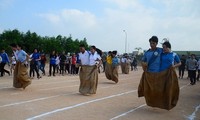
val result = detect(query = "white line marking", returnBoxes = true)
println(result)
[186,104,200,120]
[0,92,76,108]
[0,80,78,90]
[39,85,79,91]
[109,83,190,119]
[180,83,190,90]
[26,90,137,120]
[110,104,146,120]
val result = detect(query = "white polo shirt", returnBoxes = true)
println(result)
[79,51,90,65]
[89,51,101,66]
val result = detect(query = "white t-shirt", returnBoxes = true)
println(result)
[79,51,90,65]
[11,56,16,64]
[89,51,101,66]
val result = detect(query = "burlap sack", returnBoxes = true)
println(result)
[138,67,179,110]
[79,65,98,94]
[105,63,112,80]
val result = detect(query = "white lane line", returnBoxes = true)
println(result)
[0,80,78,90]
[109,83,190,119]
[0,82,135,107]
[180,83,190,90]
[39,85,79,91]
[26,90,137,120]
[0,92,76,108]
[0,86,10,90]
[110,104,146,120]
[186,104,200,120]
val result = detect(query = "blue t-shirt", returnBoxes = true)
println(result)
[17,50,27,63]
[112,56,119,67]
[0,52,10,63]
[142,48,163,72]
[31,53,40,64]
[160,52,180,71]
[50,54,56,65]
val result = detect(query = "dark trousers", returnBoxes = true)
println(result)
[178,67,185,78]
[0,63,10,76]
[188,70,196,84]
[39,63,45,75]
[29,65,35,77]
[197,70,200,80]
[71,64,76,74]
[65,64,70,74]
[33,63,40,77]
[60,62,65,75]
[49,64,56,76]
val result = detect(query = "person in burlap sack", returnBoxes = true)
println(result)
[78,45,101,96]
[138,38,181,110]
[105,51,112,80]
[10,43,31,90]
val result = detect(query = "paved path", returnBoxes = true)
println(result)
[0,67,199,120]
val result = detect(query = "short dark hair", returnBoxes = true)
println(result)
[17,43,23,49]
[149,36,158,43]
[10,43,17,48]
[163,41,171,49]
[90,45,96,50]
[79,44,85,48]
[112,50,117,55]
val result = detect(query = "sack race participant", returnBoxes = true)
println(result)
[78,45,101,95]
[138,38,181,110]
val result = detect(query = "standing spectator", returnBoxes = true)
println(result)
[48,50,57,76]
[178,55,186,79]
[65,53,71,74]
[29,58,35,78]
[71,53,76,75]
[31,48,41,79]
[0,48,10,77]
[132,57,138,71]
[59,51,66,75]
[55,53,60,74]
[75,52,80,74]
[197,58,200,81]
[39,53,46,75]
[186,54,197,85]
[10,53,16,75]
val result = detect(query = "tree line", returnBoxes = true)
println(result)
[0,29,89,55]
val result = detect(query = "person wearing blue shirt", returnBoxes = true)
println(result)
[142,36,162,72]
[0,49,10,77]
[111,50,119,83]
[10,43,31,89]
[48,50,57,76]
[31,49,41,79]
[160,41,181,71]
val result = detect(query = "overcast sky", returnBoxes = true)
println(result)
[0,0,200,54]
